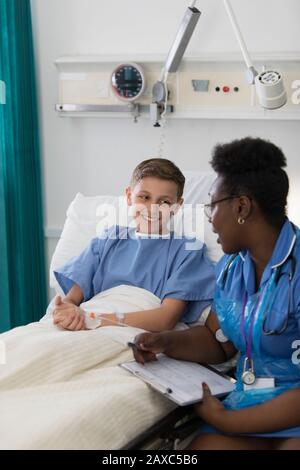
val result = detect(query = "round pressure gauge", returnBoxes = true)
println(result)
[111,63,146,102]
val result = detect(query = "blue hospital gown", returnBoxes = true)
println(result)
[54,226,216,323]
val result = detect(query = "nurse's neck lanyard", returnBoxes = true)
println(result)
[240,292,263,385]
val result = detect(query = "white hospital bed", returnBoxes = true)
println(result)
[0,171,224,450]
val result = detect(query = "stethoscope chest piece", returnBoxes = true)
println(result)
[242,370,256,386]
[242,357,256,385]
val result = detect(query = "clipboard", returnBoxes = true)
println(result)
[120,354,235,406]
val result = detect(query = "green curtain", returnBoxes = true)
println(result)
[0,0,47,332]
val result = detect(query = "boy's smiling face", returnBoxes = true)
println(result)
[126,177,183,234]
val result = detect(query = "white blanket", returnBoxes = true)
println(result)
[0,286,177,450]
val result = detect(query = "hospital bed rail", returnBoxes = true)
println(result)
[122,406,199,451]
[123,363,237,450]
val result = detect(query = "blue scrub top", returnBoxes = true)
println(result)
[54,225,216,323]
[214,219,300,360]
[203,219,300,438]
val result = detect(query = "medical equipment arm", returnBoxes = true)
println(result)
[163,4,201,76]
[223,0,256,79]
[152,2,201,126]
[223,0,287,110]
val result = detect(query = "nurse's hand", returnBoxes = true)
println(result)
[132,332,169,364]
[53,296,86,331]
[194,382,227,429]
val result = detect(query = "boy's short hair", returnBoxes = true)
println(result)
[131,158,185,198]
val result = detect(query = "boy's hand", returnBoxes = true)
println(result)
[53,296,86,331]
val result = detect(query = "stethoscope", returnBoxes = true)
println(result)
[219,224,298,337]
[262,251,296,335]
[218,224,298,385]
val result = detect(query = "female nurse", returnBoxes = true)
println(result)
[132,137,300,450]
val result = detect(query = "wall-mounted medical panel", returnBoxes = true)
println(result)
[55,54,300,120]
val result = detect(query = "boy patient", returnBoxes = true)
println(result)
[53,158,215,332]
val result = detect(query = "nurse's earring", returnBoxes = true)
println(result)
[238,217,245,225]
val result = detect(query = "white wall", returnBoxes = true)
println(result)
[30,0,300,300]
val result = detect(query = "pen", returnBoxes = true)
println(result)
[127,341,142,352]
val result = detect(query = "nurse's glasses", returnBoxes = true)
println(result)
[204,195,241,219]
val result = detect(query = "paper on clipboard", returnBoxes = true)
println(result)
[120,354,235,406]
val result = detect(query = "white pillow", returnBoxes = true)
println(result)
[182,171,222,263]
[50,171,223,293]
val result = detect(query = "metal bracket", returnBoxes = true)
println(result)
[56,103,174,122]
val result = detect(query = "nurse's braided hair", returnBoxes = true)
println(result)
[210,137,289,229]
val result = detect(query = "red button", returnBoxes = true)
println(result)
[223,86,230,93]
